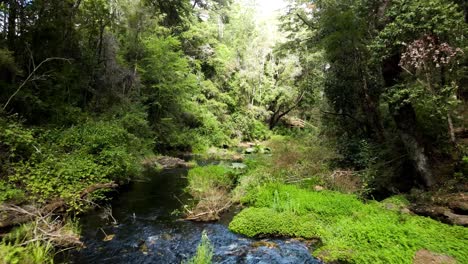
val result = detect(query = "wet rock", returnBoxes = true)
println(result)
[411,205,468,226]
[413,249,456,264]
[251,240,278,249]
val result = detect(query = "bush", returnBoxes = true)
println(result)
[3,117,151,210]
[226,113,270,141]
[0,117,35,164]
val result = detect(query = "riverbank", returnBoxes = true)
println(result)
[184,135,468,263]
[1,130,467,264]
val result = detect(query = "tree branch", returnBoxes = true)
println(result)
[3,57,70,110]
[320,110,364,125]
[296,13,314,29]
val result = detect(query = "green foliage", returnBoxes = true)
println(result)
[183,231,213,264]
[0,117,35,162]
[0,241,53,264]
[229,185,468,263]
[187,165,235,199]
[1,116,150,211]
[0,223,56,264]
[373,0,465,58]
[461,155,468,176]
[229,184,468,263]
[0,181,25,204]
[0,48,19,76]
[229,207,319,238]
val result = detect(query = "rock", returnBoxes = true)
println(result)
[410,205,468,226]
[231,162,247,170]
[413,249,456,264]
[400,208,411,214]
[238,142,256,148]
[314,186,325,191]
[245,147,256,154]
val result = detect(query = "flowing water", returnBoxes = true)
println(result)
[64,166,323,264]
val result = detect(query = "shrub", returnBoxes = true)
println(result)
[3,118,150,210]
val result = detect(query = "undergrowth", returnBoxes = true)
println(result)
[0,110,153,211]
[186,165,237,199]
[229,184,468,263]
[183,231,213,264]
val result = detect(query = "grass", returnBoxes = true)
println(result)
[186,165,235,199]
[229,184,468,263]
[0,224,55,264]
[183,231,213,264]
[0,241,54,264]
[185,165,238,220]
[0,217,81,264]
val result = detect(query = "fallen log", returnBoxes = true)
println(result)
[0,182,118,229]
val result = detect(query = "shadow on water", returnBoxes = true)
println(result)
[61,166,323,264]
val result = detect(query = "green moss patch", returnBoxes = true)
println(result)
[229,184,468,263]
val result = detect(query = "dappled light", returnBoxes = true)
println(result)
[0,0,467,263]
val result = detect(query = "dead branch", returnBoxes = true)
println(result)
[185,201,232,221]
[3,57,71,110]
[0,182,118,228]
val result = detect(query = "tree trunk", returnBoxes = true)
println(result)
[391,100,434,187]
[7,0,17,51]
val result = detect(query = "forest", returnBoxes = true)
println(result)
[0,0,467,263]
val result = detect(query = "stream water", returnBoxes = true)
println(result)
[64,166,323,264]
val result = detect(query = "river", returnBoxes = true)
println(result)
[63,165,323,264]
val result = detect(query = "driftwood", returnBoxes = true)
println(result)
[1,205,83,247]
[184,201,232,221]
[142,156,191,169]
[0,182,118,229]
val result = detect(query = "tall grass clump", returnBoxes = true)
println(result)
[183,231,213,264]
[185,165,237,221]
[187,165,235,199]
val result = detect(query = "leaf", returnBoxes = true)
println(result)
[103,234,115,241]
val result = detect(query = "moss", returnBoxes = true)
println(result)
[229,207,320,238]
[229,184,468,263]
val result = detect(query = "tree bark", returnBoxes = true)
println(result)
[7,0,18,51]
[390,100,434,187]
